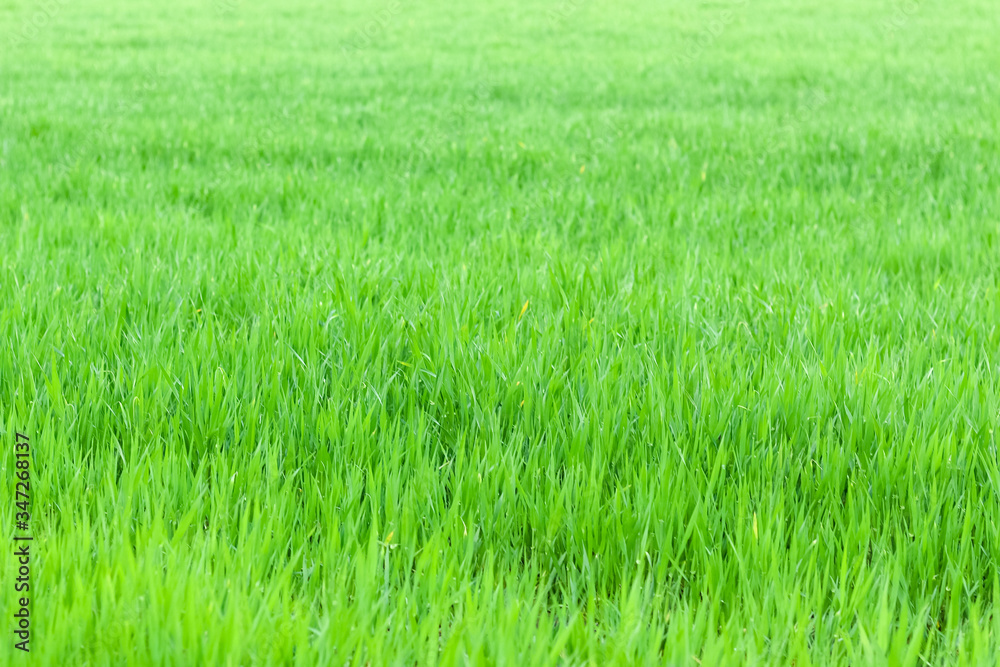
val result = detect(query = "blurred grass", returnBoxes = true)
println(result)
[2,0,1000,664]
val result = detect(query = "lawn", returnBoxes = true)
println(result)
[2,0,1000,664]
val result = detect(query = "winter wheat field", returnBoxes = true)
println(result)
[2,0,1000,664]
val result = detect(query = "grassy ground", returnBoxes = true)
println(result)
[2,0,1000,664]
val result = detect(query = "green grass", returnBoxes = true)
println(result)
[2,0,1000,664]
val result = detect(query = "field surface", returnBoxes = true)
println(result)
[2,0,1000,664]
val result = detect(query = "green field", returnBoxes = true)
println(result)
[2,0,1000,664]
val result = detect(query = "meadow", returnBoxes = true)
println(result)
[2,0,1000,664]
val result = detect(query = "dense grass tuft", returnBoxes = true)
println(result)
[2,0,1000,664]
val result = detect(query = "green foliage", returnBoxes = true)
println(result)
[2,0,1000,664]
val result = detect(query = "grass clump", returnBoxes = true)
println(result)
[2,0,1000,664]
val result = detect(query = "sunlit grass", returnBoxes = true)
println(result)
[2,0,1000,664]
